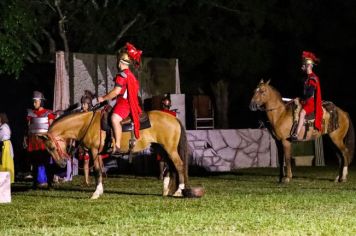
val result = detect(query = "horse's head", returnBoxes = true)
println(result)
[37,133,69,168]
[249,79,272,111]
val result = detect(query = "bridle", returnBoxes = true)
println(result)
[47,111,97,159]
[47,133,71,159]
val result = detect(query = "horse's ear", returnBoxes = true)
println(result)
[266,79,271,85]
[36,134,49,141]
[259,78,264,84]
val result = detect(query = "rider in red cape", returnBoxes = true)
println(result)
[98,42,142,154]
[291,51,323,140]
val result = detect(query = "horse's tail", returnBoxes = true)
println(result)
[346,113,355,164]
[177,119,189,186]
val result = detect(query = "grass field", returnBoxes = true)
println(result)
[1,166,356,235]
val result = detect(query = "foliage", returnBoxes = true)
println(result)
[0,0,39,78]
[1,167,356,235]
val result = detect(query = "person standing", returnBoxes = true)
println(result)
[78,92,94,185]
[24,91,56,189]
[291,51,323,140]
[0,113,15,183]
[98,42,142,155]
[156,95,177,179]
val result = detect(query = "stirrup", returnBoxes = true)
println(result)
[111,146,125,157]
[287,133,298,142]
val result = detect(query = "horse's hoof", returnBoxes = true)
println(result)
[90,190,103,199]
[162,189,169,197]
[173,190,183,197]
[334,176,340,182]
[282,177,290,183]
[90,193,101,199]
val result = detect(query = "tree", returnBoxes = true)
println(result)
[0,0,39,77]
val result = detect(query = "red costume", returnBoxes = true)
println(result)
[111,43,142,139]
[26,108,56,152]
[301,51,323,131]
[113,68,142,138]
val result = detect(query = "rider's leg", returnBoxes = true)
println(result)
[111,113,123,150]
[294,109,306,138]
[84,159,90,185]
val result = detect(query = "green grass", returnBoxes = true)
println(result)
[2,166,356,235]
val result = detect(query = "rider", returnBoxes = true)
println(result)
[98,42,142,155]
[25,91,56,189]
[291,51,323,141]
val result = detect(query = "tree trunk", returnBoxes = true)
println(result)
[211,80,229,128]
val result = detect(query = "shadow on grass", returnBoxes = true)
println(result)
[54,187,162,197]
[11,181,162,198]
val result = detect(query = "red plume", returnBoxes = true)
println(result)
[302,51,319,63]
[126,42,142,65]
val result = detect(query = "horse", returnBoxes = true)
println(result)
[249,79,355,183]
[37,109,190,199]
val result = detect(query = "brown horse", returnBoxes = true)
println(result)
[38,110,189,199]
[249,79,355,183]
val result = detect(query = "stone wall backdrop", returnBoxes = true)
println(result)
[187,129,277,172]
[54,51,180,111]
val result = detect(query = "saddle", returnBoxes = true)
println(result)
[100,105,151,154]
[290,99,339,139]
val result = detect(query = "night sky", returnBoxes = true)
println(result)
[1,0,356,166]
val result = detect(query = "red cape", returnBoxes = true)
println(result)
[310,73,323,131]
[127,70,142,139]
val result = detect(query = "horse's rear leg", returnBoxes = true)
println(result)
[282,140,292,183]
[91,150,104,199]
[169,150,185,197]
[330,135,349,182]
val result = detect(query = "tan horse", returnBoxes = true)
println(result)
[38,110,189,199]
[249,80,355,183]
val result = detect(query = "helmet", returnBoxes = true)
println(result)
[80,96,92,106]
[32,91,45,100]
[302,51,319,65]
[80,90,94,108]
[161,96,171,109]
[117,42,142,66]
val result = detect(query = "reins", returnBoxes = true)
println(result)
[261,99,294,112]
[67,111,97,157]
[263,106,282,112]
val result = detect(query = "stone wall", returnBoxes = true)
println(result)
[54,52,181,111]
[187,129,277,172]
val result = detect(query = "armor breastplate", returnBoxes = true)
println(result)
[28,109,50,134]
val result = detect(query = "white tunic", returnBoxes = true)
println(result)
[0,123,14,158]
[0,123,11,141]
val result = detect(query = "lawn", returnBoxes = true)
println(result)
[1,166,356,235]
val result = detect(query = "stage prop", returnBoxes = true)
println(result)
[0,172,11,203]
[187,129,278,171]
[54,51,181,111]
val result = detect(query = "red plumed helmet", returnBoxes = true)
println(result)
[126,42,142,65]
[302,51,319,65]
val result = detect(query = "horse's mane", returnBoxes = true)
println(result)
[265,83,283,101]
[50,111,93,130]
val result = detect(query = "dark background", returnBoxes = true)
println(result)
[1,0,356,169]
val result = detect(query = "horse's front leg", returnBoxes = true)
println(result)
[282,140,293,183]
[91,150,104,199]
